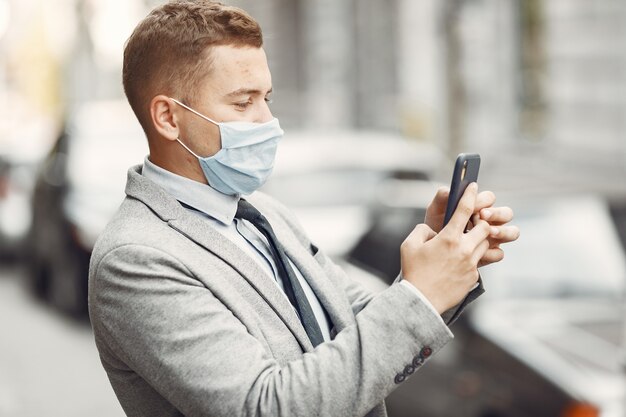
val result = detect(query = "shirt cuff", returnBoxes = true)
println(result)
[399,280,447,327]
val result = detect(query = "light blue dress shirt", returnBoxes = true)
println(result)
[142,157,332,342]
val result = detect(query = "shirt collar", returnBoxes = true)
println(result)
[142,156,238,225]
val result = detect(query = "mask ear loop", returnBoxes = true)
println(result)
[169,97,219,159]
[175,137,202,159]
[169,97,220,126]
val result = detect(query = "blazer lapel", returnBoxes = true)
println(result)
[125,166,313,351]
[257,208,356,336]
[289,244,354,336]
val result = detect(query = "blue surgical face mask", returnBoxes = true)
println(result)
[170,98,284,196]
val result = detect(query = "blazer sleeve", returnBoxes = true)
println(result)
[90,244,453,417]
[440,277,485,325]
[392,272,485,326]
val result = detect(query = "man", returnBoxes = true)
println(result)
[88,1,519,416]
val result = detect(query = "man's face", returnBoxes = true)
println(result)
[176,45,274,158]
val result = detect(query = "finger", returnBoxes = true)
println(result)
[470,213,481,230]
[478,247,505,267]
[407,223,437,244]
[486,238,501,249]
[480,206,514,224]
[425,187,451,232]
[465,219,495,248]
[446,182,478,234]
[427,186,450,213]
[472,239,491,265]
[488,225,520,243]
[401,224,437,256]
[474,190,496,212]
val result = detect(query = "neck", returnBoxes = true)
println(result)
[149,144,208,185]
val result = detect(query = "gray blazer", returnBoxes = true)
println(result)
[89,165,482,417]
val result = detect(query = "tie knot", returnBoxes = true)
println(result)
[236,199,263,223]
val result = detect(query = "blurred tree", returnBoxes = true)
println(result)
[517,0,546,141]
[7,1,63,120]
[442,0,464,157]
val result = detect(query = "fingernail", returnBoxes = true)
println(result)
[490,227,499,236]
[482,209,492,219]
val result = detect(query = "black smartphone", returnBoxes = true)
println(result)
[442,153,481,227]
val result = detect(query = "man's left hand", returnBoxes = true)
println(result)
[424,186,519,267]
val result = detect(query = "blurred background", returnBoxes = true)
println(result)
[1,0,626,416]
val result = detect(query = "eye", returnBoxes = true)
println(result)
[234,102,250,110]
[264,96,273,104]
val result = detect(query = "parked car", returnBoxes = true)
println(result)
[468,195,626,417]
[27,100,147,317]
[0,155,35,258]
[0,113,56,259]
[345,188,626,417]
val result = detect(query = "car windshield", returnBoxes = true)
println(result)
[63,101,148,232]
[262,169,389,207]
[483,195,626,299]
[65,101,147,196]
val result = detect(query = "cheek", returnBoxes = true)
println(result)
[184,121,222,157]
[200,123,223,157]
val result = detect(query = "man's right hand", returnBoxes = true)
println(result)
[400,183,494,314]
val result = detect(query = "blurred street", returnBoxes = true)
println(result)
[2,0,626,416]
[0,264,123,417]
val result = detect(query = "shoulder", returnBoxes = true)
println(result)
[91,196,176,269]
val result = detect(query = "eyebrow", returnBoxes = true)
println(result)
[225,87,273,98]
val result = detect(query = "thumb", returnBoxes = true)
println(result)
[407,223,437,245]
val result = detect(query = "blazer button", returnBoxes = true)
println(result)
[412,356,424,367]
[394,373,406,384]
[404,365,416,375]
[420,346,433,358]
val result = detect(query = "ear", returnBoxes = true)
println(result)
[149,95,180,141]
